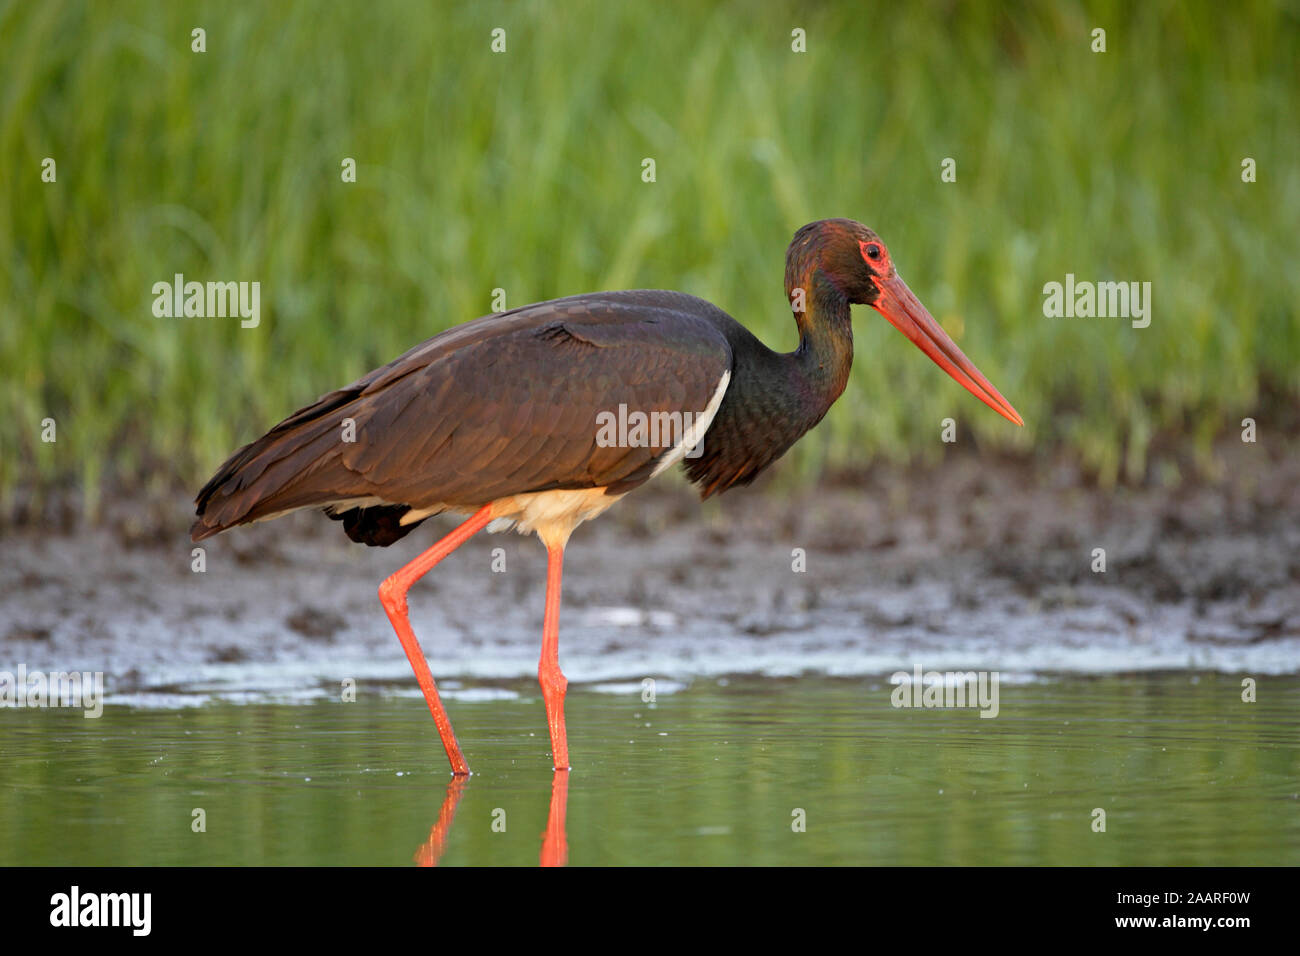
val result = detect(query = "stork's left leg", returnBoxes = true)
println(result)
[539,545,570,771]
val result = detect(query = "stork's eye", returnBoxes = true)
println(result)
[865,243,881,260]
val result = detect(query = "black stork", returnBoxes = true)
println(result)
[192,218,1023,775]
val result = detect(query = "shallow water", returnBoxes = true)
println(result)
[2,673,1296,865]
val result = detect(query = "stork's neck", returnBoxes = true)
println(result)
[787,267,854,422]
[680,268,855,495]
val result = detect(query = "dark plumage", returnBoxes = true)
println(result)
[192,291,733,542]
[191,224,888,542]
[190,218,1022,775]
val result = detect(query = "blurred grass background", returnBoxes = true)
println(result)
[2,0,1297,521]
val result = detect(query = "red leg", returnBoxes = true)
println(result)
[539,545,571,771]
[379,505,494,776]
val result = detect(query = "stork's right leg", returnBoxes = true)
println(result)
[379,505,494,776]
[538,544,571,771]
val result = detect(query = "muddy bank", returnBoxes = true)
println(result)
[2,440,1297,703]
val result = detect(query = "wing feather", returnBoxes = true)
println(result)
[192,291,733,541]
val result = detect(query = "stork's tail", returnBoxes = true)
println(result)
[190,385,426,546]
[191,412,349,541]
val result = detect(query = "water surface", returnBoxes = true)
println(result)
[2,674,1296,865]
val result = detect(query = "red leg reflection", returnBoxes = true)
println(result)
[414,776,468,866]
[539,769,569,867]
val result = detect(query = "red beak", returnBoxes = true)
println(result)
[871,273,1024,426]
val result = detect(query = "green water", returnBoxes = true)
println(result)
[2,674,1296,866]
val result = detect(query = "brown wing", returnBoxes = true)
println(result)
[191,291,733,542]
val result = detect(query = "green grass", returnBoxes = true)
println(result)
[2,0,1297,517]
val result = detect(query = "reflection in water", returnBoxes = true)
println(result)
[414,777,468,866]
[3,675,1297,865]
[414,771,570,867]
[540,771,569,867]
